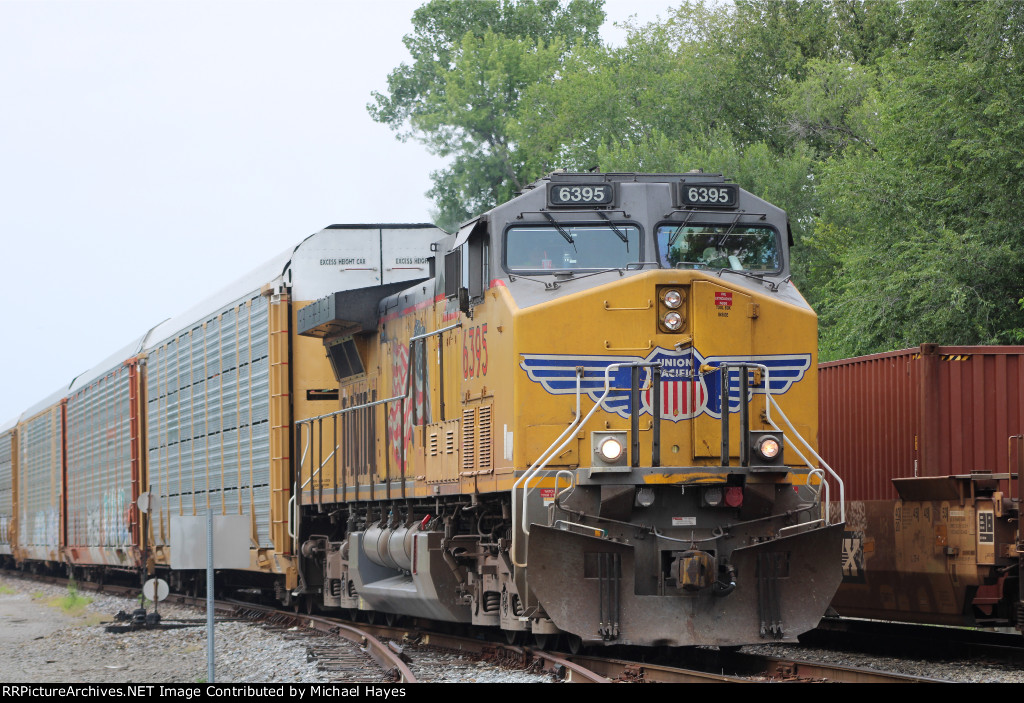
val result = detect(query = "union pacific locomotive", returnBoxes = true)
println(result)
[0,172,845,648]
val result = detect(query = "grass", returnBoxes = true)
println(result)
[0,584,15,595]
[48,580,93,616]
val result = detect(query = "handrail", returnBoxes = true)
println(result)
[554,469,576,507]
[511,361,659,569]
[778,519,825,538]
[296,393,404,499]
[752,364,845,524]
[511,368,584,567]
[706,362,844,525]
[294,321,463,499]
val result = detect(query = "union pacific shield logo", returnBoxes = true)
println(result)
[641,349,706,421]
[519,347,811,422]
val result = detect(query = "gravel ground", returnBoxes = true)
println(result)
[0,574,330,683]
[403,645,555,683]
[740,642,1024,683]
[6,572,1017,683]
[0,574,552,684]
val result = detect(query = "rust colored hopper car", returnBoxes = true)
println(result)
[1,173,847,648]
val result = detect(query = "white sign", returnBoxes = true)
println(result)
[170,515,252,570]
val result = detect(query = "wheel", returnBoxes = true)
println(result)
[565,634,583,655]
[384,611,400,627]
[503,629,525,645]
[532,633,551,650]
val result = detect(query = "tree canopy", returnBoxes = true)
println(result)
[367,0,606,230]
[371,0,1024,355]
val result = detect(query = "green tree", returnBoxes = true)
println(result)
[812,0,1024,357]
[368,0,605,229]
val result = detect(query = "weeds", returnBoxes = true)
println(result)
[49,580,93,616]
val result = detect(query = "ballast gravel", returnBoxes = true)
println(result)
[740,641,1024,684]
[0,574,552,684]
[5,573,1021,683]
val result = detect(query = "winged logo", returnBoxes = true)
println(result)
[519,347,811,422]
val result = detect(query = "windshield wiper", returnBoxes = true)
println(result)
[716,268,767,283]
[507,272,564,290]
[595,210,629,244]
[716,268,793,292]
[667,210,697,247]
[542,212,577,250]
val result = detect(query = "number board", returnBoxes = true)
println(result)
[547,182,615,207]
[678,182,739,209]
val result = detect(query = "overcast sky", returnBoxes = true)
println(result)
[0,0,675,424]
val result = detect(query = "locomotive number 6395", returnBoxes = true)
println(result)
[679,182,738,208]
[547,183,614,207]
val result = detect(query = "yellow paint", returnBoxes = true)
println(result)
[304,267,819,500]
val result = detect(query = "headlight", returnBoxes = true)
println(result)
[703,486,723,507]
[592,431,629,470]
[598,436,624,462]
[635,487,655,508]
[663,311,683,331]
[662,289,683,309]
[755,435,781,460]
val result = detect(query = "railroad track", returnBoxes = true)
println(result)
[237,608,396,683]
[281,617,942,683]
[809,617,1024,667]
[0,568,998,683]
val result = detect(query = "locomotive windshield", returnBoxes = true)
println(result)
[505,224,640,272]
[657,224,780,272]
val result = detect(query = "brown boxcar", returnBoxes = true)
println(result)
[822,345,1024,628]
[820,344,1024,502]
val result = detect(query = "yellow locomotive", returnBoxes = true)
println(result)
[294,172,845,647]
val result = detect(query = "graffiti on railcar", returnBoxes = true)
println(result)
[27,507,58,547]
[386,319,432,468]
[88,489,132,546]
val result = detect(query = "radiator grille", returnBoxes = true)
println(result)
[462,407,475,472]
[460,404,493,472]
[478,405,492,470]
